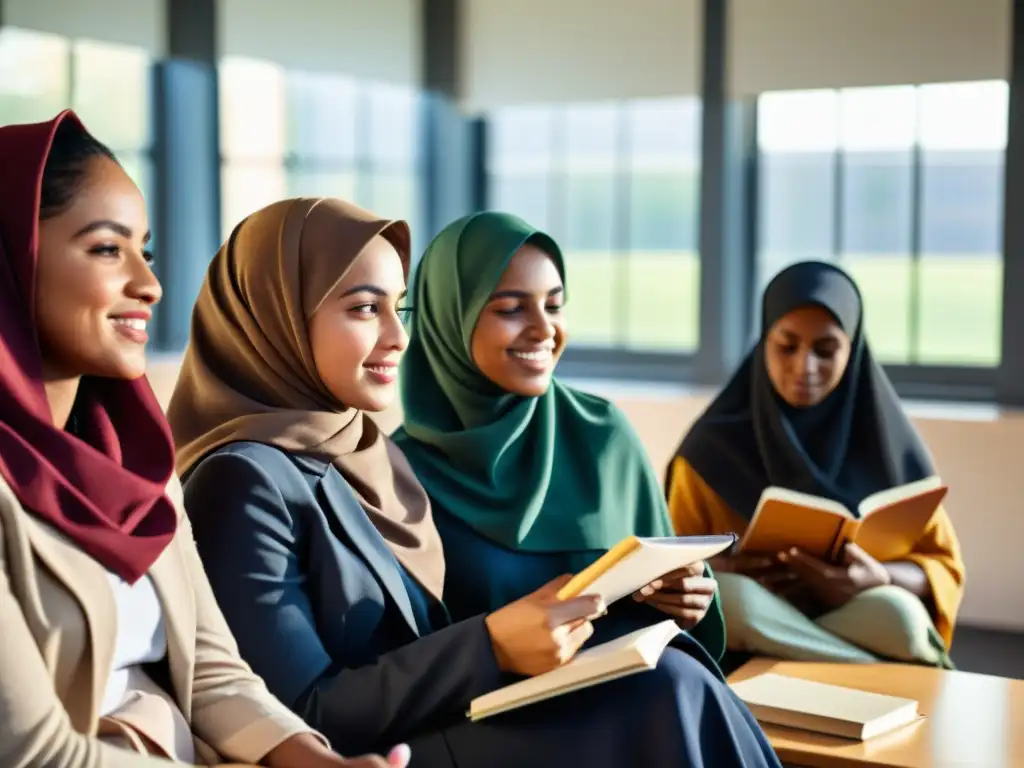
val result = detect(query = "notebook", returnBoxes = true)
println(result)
[468,619,681,721]
[729,673,921,741]
[555,534,736,604]
[737,476,947,562]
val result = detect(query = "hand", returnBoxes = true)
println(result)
[485,574,605,677]
[708,552,797,594]
[779,542,892,611]
[632,560,717,629]
[259,733,410,768]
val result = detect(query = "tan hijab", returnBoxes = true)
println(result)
[168,197,444,599]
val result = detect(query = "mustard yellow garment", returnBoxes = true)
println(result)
[667,455,965,647]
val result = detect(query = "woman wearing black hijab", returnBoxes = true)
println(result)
[665,261,964,668]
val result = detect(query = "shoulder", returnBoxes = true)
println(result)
[187,442,329,488]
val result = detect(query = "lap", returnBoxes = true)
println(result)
[432,649,779,768]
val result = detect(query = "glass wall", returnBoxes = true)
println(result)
[219,56,422,250]
[486,98,702,352]
[757,81,1007,366]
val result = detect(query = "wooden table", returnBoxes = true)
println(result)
[728,658,1024,768]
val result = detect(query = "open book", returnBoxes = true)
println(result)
[469,619,680,721]
[737,476,947,562]
[729,673,921,741]
[556,534,737,604]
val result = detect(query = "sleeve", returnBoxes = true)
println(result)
[183,451,506,755]
[900,504,966,646]
[0,511,175,768]
[667,456,747,537]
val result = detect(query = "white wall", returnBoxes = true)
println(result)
[3,0,164,52]
[218,0,421,83]
[461,0,701,110]
[731,0,1010,96]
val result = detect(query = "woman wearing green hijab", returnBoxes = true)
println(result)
[392,215,781,764]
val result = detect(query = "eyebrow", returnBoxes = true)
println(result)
[73,220,151,245]
[489,287,564,301]
[341,284,408,299]
[778,328,841,343]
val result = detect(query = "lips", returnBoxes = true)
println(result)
[509,349,553,363]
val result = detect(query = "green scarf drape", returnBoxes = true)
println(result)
[391,212,675,552]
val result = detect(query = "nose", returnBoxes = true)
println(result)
[526,306,556,341]
[795,350,819,380]
[381,309,409,352]
[126,250,162,305]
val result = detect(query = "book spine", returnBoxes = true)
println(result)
[828,519,861,562]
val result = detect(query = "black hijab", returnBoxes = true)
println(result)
[671,260,934,519]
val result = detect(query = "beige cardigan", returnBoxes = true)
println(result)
[0,472,324,767]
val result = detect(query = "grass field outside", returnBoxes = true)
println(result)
[561,251,1003,367]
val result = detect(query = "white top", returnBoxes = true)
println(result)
[99,571,168,717]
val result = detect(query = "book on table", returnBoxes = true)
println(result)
[729,672,922,741]
[736,476,947,562]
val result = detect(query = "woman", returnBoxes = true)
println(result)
[665,260,964,668]
[170,199,781,768]
[0,112,401,766]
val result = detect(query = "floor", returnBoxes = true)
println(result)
[949,624,1024,679]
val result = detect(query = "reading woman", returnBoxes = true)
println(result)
[0,113,396,767]
[665,260,964,668]
[391,210,780,767]
[170,199,781,768]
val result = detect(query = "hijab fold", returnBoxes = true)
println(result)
[392,212,674,551]
[169,198,445,599]
[0,110,176,584]
[673,260,934,519]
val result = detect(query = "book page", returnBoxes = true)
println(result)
[855,478,947,561]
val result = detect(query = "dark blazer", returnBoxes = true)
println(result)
[182,441,506,758]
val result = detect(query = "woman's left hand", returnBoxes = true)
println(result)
[779,542,891,611]
[632,560,717,629]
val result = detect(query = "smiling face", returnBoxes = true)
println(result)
[764,304,852,407]
[470,243,567,397]
[308,234,409,412]
[34,155,160,383]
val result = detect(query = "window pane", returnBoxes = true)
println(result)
[367,83,418,166]
[757,90,839,293]
[488,174,552,231]
[625,99,701,351]
[559,104,620,347]
[488,106,557,174]
[72,39,150,150]
[287,169,357,200]
[838,86,916,363]
[286,71,357,162]
[0,28,69,125]
[219,57,286,161]
[916,82,1007,365]
[221,164,288,240]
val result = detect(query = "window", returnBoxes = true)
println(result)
[219,57,422,251]
[486,98,702,352]
[757,81,1007,366]
[0,30,152,201]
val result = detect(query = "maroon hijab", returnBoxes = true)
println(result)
[0,110,177,583]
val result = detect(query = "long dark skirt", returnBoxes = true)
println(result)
[405,647,782,768]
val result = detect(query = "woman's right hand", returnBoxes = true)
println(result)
[484,574,606,677]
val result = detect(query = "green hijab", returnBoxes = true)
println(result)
[392,212,674,552]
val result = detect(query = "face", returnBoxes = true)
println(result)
[470,243,567,397]
[35,156,160,383]
[308,234,409,412]
[764,305,852,408]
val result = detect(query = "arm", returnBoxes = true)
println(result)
[184,451,505,755]
[891,505,965,645]
[0,513,175,768]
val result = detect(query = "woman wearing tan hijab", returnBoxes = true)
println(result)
[168,198,781,768]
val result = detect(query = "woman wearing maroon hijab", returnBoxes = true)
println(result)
[0,110,408,767]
